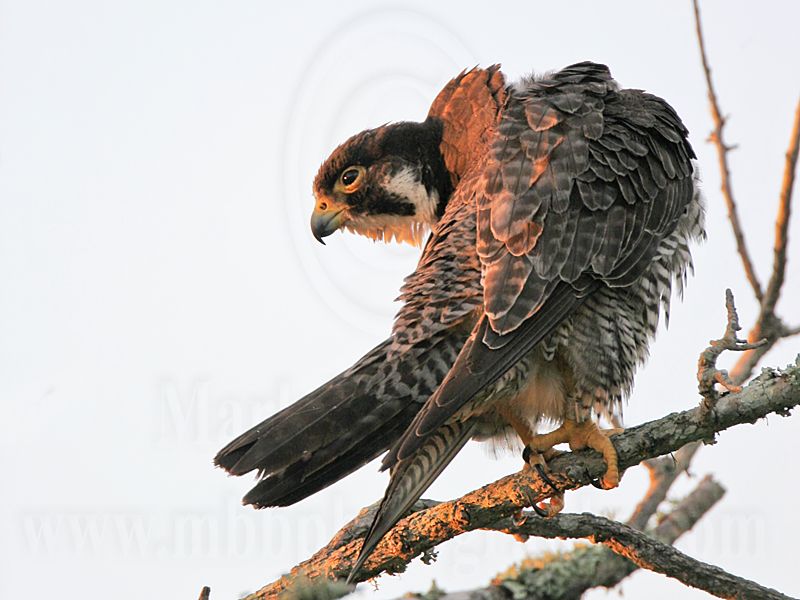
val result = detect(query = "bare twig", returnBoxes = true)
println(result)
[783,323,800,337]
[732,319,793,385]
[692,0,763,302]
[244,363,799,598]
[698,289,766,413]
[763,98,800,317]
[731,98,800,381]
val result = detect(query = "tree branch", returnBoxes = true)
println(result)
[733,97,800,381]
[504,509,792,600]
[626,440,699,531]
[245,362,799,598]
[783,323,800,337]
[692,0,763,302]
[406,475,725,600]
[698,289,766,412]
[763,97,800,317]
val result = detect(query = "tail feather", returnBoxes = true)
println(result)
[215,340,392,476]
[215,336,462,508]
[347,420,476,583]
[243,408,415,508]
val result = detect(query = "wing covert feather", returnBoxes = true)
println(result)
[480,63,696,336]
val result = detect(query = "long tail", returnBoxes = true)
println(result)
[347,420,476,583]
[214,337,458,508]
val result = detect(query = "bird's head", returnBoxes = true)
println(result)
[310,121,453,246]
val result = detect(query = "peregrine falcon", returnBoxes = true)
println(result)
[215,62,705,581]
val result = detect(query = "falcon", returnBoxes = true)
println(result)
[215,62,705,582]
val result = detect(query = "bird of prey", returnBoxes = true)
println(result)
[216,62,705,582]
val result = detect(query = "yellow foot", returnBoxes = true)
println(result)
[529,420,624,490]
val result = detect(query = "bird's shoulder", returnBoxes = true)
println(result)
[427,65,507,185]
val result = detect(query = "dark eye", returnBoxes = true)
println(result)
[340,167,362,188]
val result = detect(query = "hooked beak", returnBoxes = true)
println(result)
[310,200,349,244]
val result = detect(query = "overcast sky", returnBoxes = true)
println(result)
[1,1,799,599]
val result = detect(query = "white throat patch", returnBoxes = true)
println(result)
[346,167,440,246]
[384,167,439,225]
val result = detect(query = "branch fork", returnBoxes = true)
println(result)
[698,289,766,415]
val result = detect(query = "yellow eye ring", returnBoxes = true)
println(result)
[336,165,366,193]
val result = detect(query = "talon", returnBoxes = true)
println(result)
[531,493,564,517]
[520,466,564,518]
[535,463,560,495]
[531,502,549,518]
[529,419,623,491]
[522,445,532,465]
[585,467,604,489]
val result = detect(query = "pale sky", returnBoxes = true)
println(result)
[1,1,799,599]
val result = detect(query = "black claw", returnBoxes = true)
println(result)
[522,445,532,464]
[535,463,560,494]
[585,467,604,489]
[531,502,550,518]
